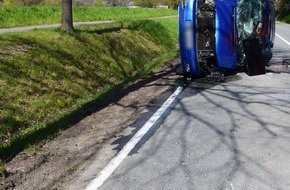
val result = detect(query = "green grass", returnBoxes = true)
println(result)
[281,14,290,24]
[66,166,75,175]
[0,160,4,173]
[0,6,177,28]
[0,18,178,161]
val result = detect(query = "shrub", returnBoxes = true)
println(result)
[3,0,45,6]
[95,0,105,6]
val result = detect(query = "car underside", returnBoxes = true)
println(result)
[178,0,276,78]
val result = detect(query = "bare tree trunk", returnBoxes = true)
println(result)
[61,0,74,33]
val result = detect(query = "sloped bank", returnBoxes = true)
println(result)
[279,14,290,24]
[0,18,178,162]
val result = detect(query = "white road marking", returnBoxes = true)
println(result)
[230,182,235,190]
[85,86,183,190]
[276,33,290,47]
[226,180,235,190]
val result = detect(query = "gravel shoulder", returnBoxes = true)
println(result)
[0,59,180,190]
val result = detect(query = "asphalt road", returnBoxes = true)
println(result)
[67,22,290,190]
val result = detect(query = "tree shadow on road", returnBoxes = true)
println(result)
[108,72,290,189]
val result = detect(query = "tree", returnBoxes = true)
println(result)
[165,0,179,9]
[61,0,74,33]
[277,0,290,17]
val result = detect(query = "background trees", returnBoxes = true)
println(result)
[276,0,290,19]
[164,0,179,9]
[135,0,158,8]
[105,0,131,6]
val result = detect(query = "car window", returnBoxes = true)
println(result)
[237,0,264,37]
[236,0,265,65]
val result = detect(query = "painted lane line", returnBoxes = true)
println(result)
[85,86,184,190]
[225,180,235,190]
[276,33,290,47]
[229,182,235,190]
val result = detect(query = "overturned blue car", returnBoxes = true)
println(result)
[178,0,275,78]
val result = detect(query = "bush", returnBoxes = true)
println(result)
[74,0,94,6]
[282,14,290,23]
[95,0,105,6]
[44,0,60,5]
[3,0,45,6]
[277,0,290,19]
[135,0,158,8]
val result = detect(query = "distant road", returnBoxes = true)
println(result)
[0,15,177,34]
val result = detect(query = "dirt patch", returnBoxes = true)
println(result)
[0,45,30,59]
[0,59,180,190]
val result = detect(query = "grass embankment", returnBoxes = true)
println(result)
[277,7,290,24]
[0,6,177,28]
[0,18,178,161]
[280,14,290,24]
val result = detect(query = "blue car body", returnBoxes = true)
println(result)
[178,0,275,77]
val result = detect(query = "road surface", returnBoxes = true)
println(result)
[66,22,290,190]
